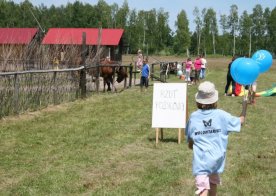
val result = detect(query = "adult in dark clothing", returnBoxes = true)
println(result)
[224,56,237,96]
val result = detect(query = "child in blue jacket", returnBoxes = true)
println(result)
[186,81,245,195]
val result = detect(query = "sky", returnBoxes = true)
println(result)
[13,0,276,32]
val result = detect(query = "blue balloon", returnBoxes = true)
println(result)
[251,50,273,73]
[231,58,260,85]
[230,57,245,82]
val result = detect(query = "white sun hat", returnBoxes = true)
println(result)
[195,81,218,104]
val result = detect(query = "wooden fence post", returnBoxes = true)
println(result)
[80,68,86,98]
[124,66,127,89]
[53,71,58,105]
[80,32,87,98]
[96,26,102,93]
[151,63,154,81]
[128,63,133,88]
[134,65,137,86]
[13,73,19,114]
[112,66,116,92]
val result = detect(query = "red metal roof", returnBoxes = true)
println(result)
[0,28,39,44]
[42,28,124,46]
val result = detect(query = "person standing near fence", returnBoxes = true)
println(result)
[140,58,150,92]
[136,49,143,72]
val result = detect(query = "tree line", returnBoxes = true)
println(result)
[1,0,276,57]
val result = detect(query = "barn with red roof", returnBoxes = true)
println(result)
[42,28,124,67]
[0,28,40,71]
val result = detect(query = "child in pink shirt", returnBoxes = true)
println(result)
[194,56,202,84]
[185,58,192,83]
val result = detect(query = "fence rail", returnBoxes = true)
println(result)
[0,62,169,118]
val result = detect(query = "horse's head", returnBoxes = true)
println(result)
[116,66,128,83]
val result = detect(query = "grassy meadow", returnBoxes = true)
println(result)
[0,56,275,195]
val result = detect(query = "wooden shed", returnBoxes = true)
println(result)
[0,28,40,71]
[41,28,124,67]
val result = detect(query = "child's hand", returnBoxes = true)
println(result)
[240,116,245,124]
[188,140,194,150]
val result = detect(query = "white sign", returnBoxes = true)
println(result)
[152,83,187,128]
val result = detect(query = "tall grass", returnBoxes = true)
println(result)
[0,57,275,195]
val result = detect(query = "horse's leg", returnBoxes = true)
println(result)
[106,76,112,91]
[107,80,112,91]
[103,78,106,92]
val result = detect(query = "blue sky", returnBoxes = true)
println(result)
[13,0,276,31]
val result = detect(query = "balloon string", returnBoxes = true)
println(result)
[241,89,248,117]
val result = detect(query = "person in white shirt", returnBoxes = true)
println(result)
[200,55,207,79]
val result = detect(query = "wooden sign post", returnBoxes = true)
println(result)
[152,83,187,144]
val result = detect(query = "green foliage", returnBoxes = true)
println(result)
[174,10,190,55]
[268,7,276,55]
[0,1,275,56]
[0,57,275,195]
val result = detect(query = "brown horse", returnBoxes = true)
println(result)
[88,59,128,92]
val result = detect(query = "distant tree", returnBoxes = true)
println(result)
[251,4,266,50]
[267,7,276,55]
[193,7,203,55]
[218,14,231,55]
[219,14,228,34]
[110,3,119,28]
[228,4,239,56]
[156,8,171,53]
[126,9,138,53]
[263,8,271,50]
[146,9,157,54]
[95,0,112,28]
[239,11,253,56]
[115,0,129,28]
[202,8,218,55]
[174,10,190,56]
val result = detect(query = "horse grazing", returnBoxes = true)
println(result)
[88,59,128,92]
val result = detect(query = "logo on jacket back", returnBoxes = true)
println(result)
[195,119,221,136]
[203,119,212,127]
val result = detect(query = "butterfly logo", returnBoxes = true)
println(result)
[203,119,212,127]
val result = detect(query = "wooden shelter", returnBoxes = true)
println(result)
[41,28,124,67]
[0,28,40,71]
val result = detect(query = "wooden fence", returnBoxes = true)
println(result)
[0,61,173,118]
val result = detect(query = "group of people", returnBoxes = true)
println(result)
[181,55,207,85]
[224,55,257,103]
[137,50,208,89]
[135,49,250,195]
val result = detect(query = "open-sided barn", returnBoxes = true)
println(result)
[41,28,124,68]
[0,28,40,71]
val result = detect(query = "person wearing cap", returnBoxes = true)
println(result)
[140,58,150,92]
[185,81,245,196]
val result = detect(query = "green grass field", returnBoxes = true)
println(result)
[1,57,275,195]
